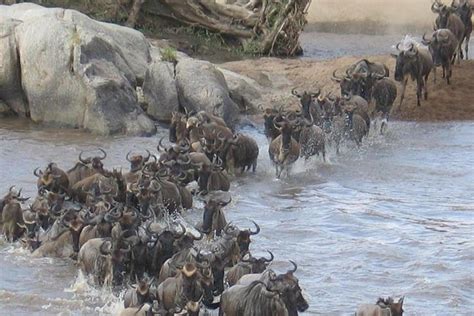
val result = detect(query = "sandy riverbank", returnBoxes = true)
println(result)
[221,55,474,121]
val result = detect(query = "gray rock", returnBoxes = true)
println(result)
[143,60,179,121]
[4,4,155,135]
[0,17,28,116]
[176,59,240,128]
[219,68,264,113]
[0,99,14,117]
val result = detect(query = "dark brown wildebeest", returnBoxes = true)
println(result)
[0,186,29,242]
[391,40,433,107]
[78,237,131,286]
[220,261,309,316]
[332,59,389,102]
[291,88,322,125]
[123,276,155,308]
[225,251,274,286]
[355,296,405,316]
[422,29,459,85]
[146,222,186,275]
[297,113,326,162]
[197,157,230,194]
[268,116,301,178]
[200,191,232,237]
[370,75,398,134]
[432,0,466,63]
[344,106,368,147]
[451,0,472,59]
[262,107,282,142]
[220,133,259,174]
[34,163,69,194]
[67,148,107,187]
[156,263,208,315]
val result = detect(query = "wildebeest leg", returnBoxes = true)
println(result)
[465,34,470,60]
[252,161,257,173]
[433,66,437,83]
[442,66,445,79]
[416,77,422,106]
[445,64,450,85]
[399,78,408,108]
[458,42,463,63]
[423,74,429,100]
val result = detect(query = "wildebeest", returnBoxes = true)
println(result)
[356,296,405,316]
[123,276,155,308]
[422,29,459,84]
[268,117,301,178]
[147,222,186,275]
[78,237,131,286]
[291,88,322,124]
[33,163,69,194]
[332,59,389,102]
[371,76,398,134]
[451,0,472,59]
[156,263,208,315]
[200,191,232,237]
[344,106,368,147]
[262,107,282,142]
[0,186,29,241]
[432,0,466,62]
[391,38,434,107]
[220,261,308,316]
[221,133,259,174]
[297,115,326,161]
[225,251,274,286]
[197,157,230,194]
[67,148,107,187]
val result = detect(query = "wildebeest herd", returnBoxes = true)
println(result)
[0,1,472,315]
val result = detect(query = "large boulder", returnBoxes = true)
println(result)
[176,59,240,129]
[0,16,28,116]
[219,68,265,113]
[142,60,179,121]
[0,3,155,135]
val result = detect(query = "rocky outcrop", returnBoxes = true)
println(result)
[176,59,240,129]
[0,3,265,134]
[143,60,179,121]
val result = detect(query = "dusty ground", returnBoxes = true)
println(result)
[221,56,474,121]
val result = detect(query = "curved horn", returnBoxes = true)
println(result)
[291,88,301,97]
[33,167,43,178]
[288,260,298,274]
[79,151,88,164]
[431,1,441,13]
[310,88,321,98]
[263,250,274,262]
[126,151,133,162]
[249,220,260,235]
[98,148,107,160]
[331,70,344,82]
[158,136,170,153]
[9,185,15,193]
[144,149,151,162]
[422,32,432,45]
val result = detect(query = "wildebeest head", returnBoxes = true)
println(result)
[201,191,232,235]
[292,88,320,120]
[376,296,405,316]
[241,250,274,273]
[391,43,419,82]
[274,117,298,152]
[236,220,260,254]
[99,240,131,286]
[79,148,107,171]
[451,0,473,24]
[269,261,309,314]
[262,107,283,141]
[1,186,29,208]
[180,263,202,301]
[422,30,454,66]
[432,0,455,28]
[126,150,151,172]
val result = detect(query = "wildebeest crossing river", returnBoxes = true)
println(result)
[0,117,473,315]
[1,32,474,315]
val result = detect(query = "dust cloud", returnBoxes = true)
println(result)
[306,0,447,33]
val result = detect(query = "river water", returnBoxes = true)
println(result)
[1,32,474,315]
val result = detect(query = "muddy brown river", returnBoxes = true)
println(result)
[1,32,474,315]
